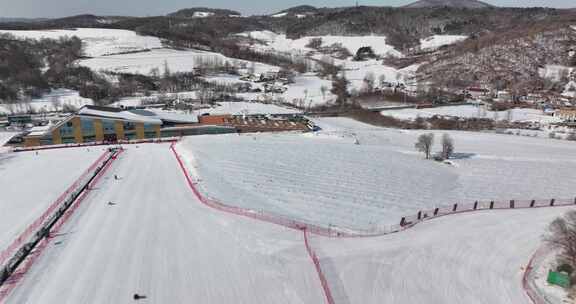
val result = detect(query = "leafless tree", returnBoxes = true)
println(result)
[546,211,576,271]
[362,72,376,94]
[441,133,455,159]
[320,85,328,102]
[306,38,323,50]
[415,133,434,159]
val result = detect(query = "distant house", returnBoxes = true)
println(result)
[496,90,512,102]
[555,108,576,122]
[466,87,490,99]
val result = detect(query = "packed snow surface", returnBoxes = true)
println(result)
[79,48,279,76]
[0,148,105,253]
[239,30,403,57]
[177,117,576,232]
[312,206,575,304]
[5,144,324,304]
[419,35,468,50]
[0,28,163,57]
[381,105,561,123]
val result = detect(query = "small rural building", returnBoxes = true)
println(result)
[21,105,313,147]
[466,87,490,99]
[555,108,576,123]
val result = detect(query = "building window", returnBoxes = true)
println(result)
[80,117,95,136]
[102,119,116,134]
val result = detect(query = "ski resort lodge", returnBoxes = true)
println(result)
[21,105,311,147]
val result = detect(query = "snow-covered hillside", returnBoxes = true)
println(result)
[312,206,574,304]
[239,30,403,57]
[419,35,467,50]
[177,117,576,233]
[381,105,561,123]
[0,28,163,57]
[0,89,93,115]
[79,48,279,75]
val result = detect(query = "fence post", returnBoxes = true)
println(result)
[400,217,406,226]
[490,201,494,209]
[434,208,439,216]
[550,199,555,206]
[473,201,478,210]
[510,200,515,209]
[530,200,536,208]
[417,211,422,220]
[452,204,458,212]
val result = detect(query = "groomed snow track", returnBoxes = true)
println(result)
[0,142,572,304]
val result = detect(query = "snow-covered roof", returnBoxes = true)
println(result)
[78,106,162,124]
[144,109,199,124]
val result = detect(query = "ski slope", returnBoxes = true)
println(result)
[0,148,105,254]
[0,28,162,57]
[177,117,576,233]
[311,206,575,304]
[5,144,325,304]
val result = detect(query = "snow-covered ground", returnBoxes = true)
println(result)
[176,117,576,232]
[381,105,561,124]
[419,35,468,50]
[0,89,93,115]
[532,249,571,304]
[0,28,163,57]
[79,48,279,76]
[0,147,104,254]
[539,65,573,82]
[340,60,420,92]
[5,144,325,304]
[238,30,403,58]
[311,206,574,304]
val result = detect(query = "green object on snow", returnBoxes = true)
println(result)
[547,270,571,288]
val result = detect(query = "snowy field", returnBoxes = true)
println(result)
[0,28,163,57]
[79,48,279,76]
[0,89,93,115]
[340,60,419,92]
[0,147,105,253]
[238,30,403,57]
[177,117,576,232]
[419,35,468,50]
[312,206,574,304]
[381,105,561,123]
[5,144,325,304]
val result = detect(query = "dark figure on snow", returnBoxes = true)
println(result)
[133,293,147,300]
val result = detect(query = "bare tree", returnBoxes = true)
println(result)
[306,38,323,50]
[415,133,434,159]
[362,72,376,94]
[546,211,576,271]
[441,133,455,159]
[320,85,328,102]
